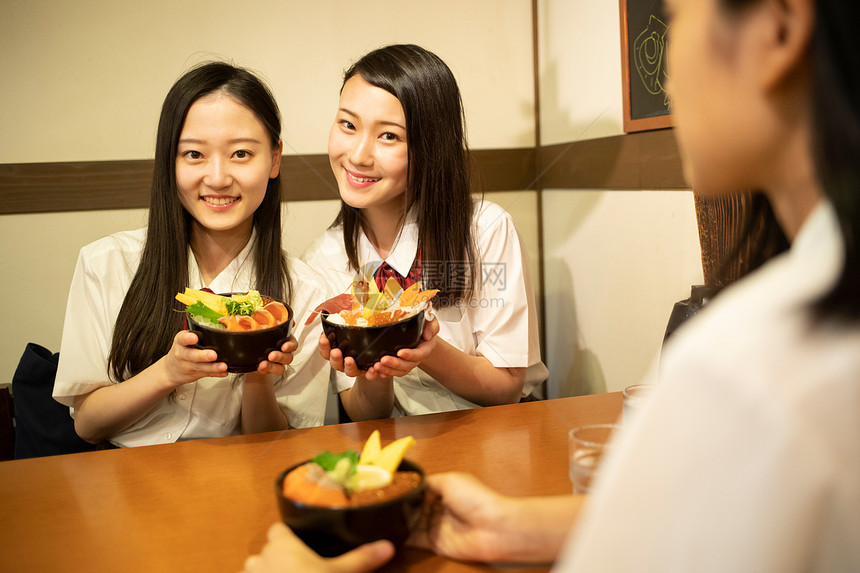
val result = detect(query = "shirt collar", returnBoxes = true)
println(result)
[356,209,419,277]
[188,228,258,293]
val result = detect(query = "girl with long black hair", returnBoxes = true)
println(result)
[304,44,547,421]
[54,62,335,447]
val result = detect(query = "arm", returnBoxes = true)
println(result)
[389,339,525,406]
[73,330,228,443]
[318,333,395,420]
[338,377,395,421]
[411,472,584,564]
[354,204,537,407]
[239,337,299,433]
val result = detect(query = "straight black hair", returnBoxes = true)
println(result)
[333,44,478,306]
[108,62,290,381]
[718,0,860,322]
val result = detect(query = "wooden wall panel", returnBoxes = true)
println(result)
[0,132,686,215]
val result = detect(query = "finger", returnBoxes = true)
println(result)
[267,521,289,541]
[318,333,332,360]
[392,347,422,363]
[257,361,285,376]
[175,330,199,347]
[241,554,261,572]
[267,349,294,367]
[188,347,220,364]
[330,540,395,573]
[423,318,440,340]
[342,357,365,378]
[280,336,298,354]
[329,348,347,372]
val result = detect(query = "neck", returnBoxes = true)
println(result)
[763,124,823,242]
[361,198,407,260]
[190,222,253,285]
[760,65,824,242]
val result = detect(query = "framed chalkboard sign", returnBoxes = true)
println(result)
[620,0,672,132]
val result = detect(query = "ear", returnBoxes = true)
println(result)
[270,139,283,178]
[758,0,814,91]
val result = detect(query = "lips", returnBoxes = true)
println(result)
[345,169,380,186]
[202,196,240,206]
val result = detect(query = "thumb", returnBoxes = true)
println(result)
[330,540,395,573]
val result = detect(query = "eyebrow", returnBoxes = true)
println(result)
[178,137,265,145]
[339,107,406,131]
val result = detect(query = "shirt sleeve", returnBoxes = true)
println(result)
[53,245,119,407]
[274,257,342,428]
[470,202,546,388]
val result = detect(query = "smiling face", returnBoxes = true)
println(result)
[328,76,409,216]
[175,92,282,240]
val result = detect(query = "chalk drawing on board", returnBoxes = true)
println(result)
[633,15,670,109]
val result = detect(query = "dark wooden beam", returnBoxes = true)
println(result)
[539,129,686,190]
[0,148,539,215]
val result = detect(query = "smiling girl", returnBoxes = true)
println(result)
[53,62,335,447]
[304,45,547,420]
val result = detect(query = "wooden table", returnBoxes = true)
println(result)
[0,393,621,573]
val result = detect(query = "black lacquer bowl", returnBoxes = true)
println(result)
[321,310,425,371]
[187,296,293,373]
[275,459,426,557]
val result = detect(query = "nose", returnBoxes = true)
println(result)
[347,133,374,167]
[203,156,232,189]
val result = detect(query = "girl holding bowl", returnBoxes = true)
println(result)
[54,62,336,447]
[304,44,547,421]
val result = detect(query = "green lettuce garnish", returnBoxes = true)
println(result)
[312,450,360,492]
[312,450,359,472]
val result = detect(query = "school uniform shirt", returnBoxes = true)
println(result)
[557,201,860,572]
[303,199,548,416]
[53,228,336,447]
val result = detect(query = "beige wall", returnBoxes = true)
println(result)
[0,1,536,384]
[538,0,703,396]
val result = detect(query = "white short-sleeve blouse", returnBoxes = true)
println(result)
[302,199,547,416]
[53,228,336,447]
[555,202,860,571]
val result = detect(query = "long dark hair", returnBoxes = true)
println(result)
[718,0,860,322]
[333,44,478,306]
[108,62,290,381]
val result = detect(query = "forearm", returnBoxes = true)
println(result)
[240,372,289,433]
[73,358,176,443]
[419,338,524,406]
[493,494,585,564]
[339,377,394,421]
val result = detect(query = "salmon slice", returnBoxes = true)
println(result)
[252,308,276,329]
[262,301,289,325]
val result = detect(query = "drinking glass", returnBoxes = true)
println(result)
[622,384,656,423]
[568,424,618,494]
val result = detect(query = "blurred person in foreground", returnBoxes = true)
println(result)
[243,0,860,570]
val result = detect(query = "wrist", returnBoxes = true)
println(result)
[150,357,181,394]
[243,371,274,384]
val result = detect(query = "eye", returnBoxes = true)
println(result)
[380,132,398,141]
[339,119,356,131]
[183,150,203,160]
[234,149,251,159]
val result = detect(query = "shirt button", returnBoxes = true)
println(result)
[165,432,172,440]
[179,394,186,401]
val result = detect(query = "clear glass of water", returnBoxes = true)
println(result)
[622,384,656,423]
[568,424,618,494]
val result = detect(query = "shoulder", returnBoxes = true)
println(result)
[76,228,147,275]
[287,255,341,311]
[79,228,146,255]
[469,199,524,259]
[472,198,514,229]
[300,226,350,279]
